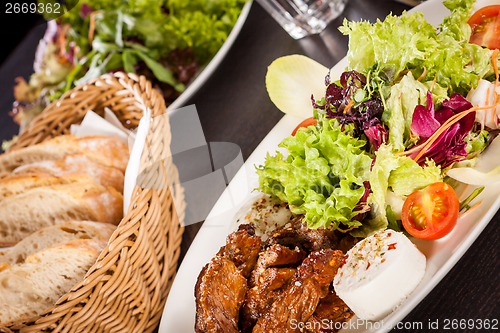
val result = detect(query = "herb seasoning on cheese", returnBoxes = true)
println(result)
[333,229,426,321]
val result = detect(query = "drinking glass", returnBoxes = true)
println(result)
[256,0,348,39]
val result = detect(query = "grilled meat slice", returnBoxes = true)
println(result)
[252,249,345,333]
[242,243,305,331]
[306,289,354,332]
[218,224,262,278]
[249,244,306,287]
[195,257,247,333]
[266,218,341,252]
[195,225,262,332]
[241,267,296,332]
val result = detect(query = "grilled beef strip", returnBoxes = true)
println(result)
[252,249,345,333]
[249,244,306,287]
[217,224,263,278]
[195,257,247,333]
[241,244,306,331]
[195,225,262,333]
[266,217,342,252]
[306,288,354,332]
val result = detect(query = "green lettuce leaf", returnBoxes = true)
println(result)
[339,12,437,84]
[383,73,428,152]
[257,119,372,230]
[389,158,443,196]
[134,51,185,91]
[440,0,474,41]
[383,72,450,152]
[466,129,490,157]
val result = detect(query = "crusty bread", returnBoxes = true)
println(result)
[0,173,79,200]
[0,238,106,325]
[0,135,129,173]
[0,176,123,246]
[76,135,129,171]
[0,221,115,265]
[13,154,125,192]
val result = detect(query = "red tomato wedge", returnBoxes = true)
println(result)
[468,5,500,50]
[401,182,459,240]
[291,117,317,136]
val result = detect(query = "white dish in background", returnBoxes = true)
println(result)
[167,1,253,113]
[159,0,500,332]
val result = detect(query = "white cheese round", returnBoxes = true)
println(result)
[333,229,426,321]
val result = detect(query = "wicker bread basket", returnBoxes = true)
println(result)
[1,72,185,332]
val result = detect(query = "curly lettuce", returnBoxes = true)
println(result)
[257,119,372,231]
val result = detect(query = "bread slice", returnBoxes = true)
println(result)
[0,135,129,173]
[0,174,79,200]
[0,177,123,246]
[13,154,125,192]
[0,238,106,326]
[0,221,115,265]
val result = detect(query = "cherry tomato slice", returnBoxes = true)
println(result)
[468,5,500,50]
[291,117,317,136]
[401,182,459,240]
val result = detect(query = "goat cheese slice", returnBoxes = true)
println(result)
[333,229,426,321]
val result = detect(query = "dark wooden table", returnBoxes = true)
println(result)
[0,0,498,332]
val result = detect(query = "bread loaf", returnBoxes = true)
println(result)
[0,135,129,173]
[0,134,128,325]
[13,154,125,192]
[0,221,115,265]
[0,238,107,325]
[0,176,123,246]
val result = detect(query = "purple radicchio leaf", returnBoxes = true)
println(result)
[409,93,475,167]
[410,123,467,167]
[411,91,440,138]
[438,94,475,135]
[352,181,372,222]
[311,70,386,151]
[364,122,388,151]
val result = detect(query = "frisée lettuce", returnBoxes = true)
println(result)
[339,0,493,95]
[257,118,372,231]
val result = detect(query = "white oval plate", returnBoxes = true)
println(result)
[159,0,500,332]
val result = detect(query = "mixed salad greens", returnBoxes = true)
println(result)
[10,0,247,136]
[258,0,500,239]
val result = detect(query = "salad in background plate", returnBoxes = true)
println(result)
[8,0,249,142]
